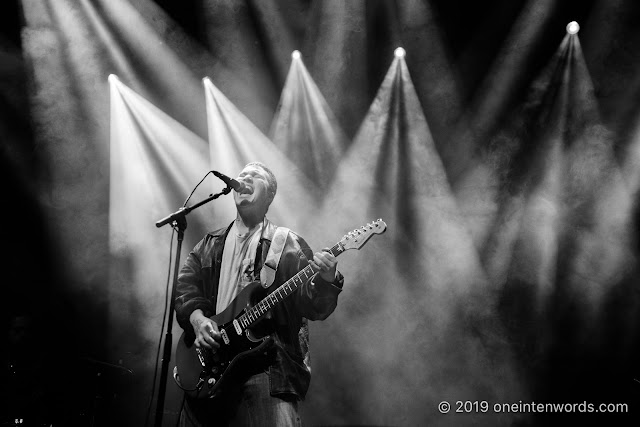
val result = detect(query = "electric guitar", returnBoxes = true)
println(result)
[173,219,387,399]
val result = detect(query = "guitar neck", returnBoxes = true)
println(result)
[238,243,345,328]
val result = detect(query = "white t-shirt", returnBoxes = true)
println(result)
[215,221,263,314]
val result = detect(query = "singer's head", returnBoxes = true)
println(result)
[234,162,277,219]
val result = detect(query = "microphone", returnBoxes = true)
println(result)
[213,171,252,194]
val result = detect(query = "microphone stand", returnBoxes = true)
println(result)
[153,186,231,427]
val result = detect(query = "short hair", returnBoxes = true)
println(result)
[246,161,277,203]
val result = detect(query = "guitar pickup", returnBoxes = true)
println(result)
[233,319,242,335]
[220,328,230,345]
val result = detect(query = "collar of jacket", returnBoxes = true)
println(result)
[207,218,279,283]
[206,217,277,241]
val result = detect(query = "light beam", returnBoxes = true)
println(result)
[203,77,319,235]
[269,50,348,191]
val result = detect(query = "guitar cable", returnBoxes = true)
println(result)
[144,227,176,427]
[176,393,186,427]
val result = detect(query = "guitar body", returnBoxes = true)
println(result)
[174,280,274,399]
[173,219,386,400]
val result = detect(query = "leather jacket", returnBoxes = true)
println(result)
[175,219,344,399]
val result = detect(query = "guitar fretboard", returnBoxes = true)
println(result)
[237,243,344,329]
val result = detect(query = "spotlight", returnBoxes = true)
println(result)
[108,74,119,83]
[394,47,406,58]
[292,50,301,60]
[566,21,580,35]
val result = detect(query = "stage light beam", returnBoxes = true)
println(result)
[269,50,348,193]
[203,77,318,233]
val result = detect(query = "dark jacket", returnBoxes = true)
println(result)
[175,220,344,399]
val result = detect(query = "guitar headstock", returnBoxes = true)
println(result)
[339,219,387,251]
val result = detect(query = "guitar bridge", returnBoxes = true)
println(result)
[196,348,206,367]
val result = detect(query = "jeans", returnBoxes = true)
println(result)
[179,371,302,427]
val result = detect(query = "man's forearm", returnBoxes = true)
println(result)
[190,309,207,331]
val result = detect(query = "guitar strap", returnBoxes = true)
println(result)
[260,227,290,288]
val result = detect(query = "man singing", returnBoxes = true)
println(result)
[175,162,344,426]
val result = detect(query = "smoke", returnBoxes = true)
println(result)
[297,52,524,426]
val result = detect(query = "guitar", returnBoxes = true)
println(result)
[173,219,387,399]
